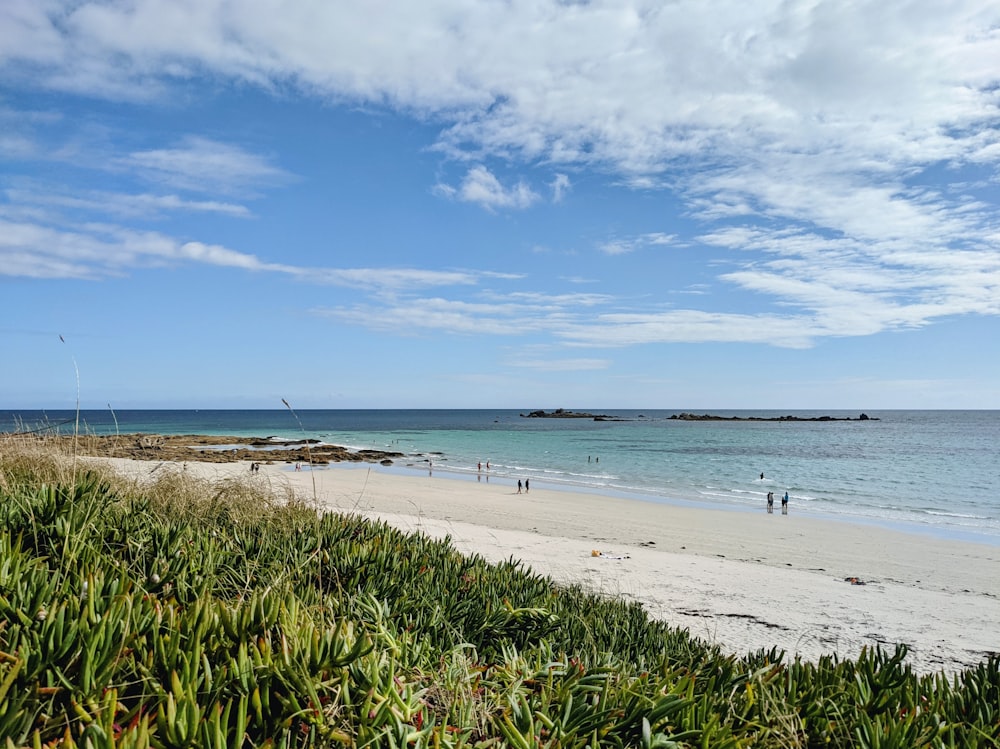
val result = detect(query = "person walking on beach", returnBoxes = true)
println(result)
[525,478,530,493]
[517,479,522,494]
[766,491,773,513]
[781,492,789,514]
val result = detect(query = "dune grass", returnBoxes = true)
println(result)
[0,439,997,748]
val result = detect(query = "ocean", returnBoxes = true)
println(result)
[3,409,998,544]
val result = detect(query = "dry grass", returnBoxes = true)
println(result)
[0,432,313,529]
[0,431,94,491]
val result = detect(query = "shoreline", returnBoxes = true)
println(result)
[96,455,1000,675]
[380,459,1000,547]
[9,422,998,545]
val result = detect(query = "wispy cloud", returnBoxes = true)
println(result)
[5,203,994,352]
[599,232,678,255]
[312,289,825,349]
[551,173,571,202]
[556,310,819,349]
[4,187,251,219]
[121,136,291,195]
[0,217,291,279]
[508,357,611,372]
[304,268,480,293]
[313,287,619,338]
[314,297,548,336]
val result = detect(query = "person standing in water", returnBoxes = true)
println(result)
[781,492,789,514]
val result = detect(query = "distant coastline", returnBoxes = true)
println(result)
[668,412,878,422]
[520,408,878,422]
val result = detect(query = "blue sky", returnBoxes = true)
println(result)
[2,1,999,409]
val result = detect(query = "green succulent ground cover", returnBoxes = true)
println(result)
[0,451,997,748]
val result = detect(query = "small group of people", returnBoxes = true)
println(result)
[766,491,789,514]
[475,459,530,493]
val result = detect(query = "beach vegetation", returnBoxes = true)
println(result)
[0,440,998,747]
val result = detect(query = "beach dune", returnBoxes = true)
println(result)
[102,457,1000,675]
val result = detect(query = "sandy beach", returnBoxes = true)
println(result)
[99,457,1000,675]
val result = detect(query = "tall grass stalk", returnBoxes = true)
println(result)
[104,401,125,463]
[59,333,81,480]
[282,396,323,594]
[282,397,316,503]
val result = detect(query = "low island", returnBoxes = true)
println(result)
[520,408,613,419]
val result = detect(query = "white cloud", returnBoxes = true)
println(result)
[2,0,999,351]
[4,4,997,201]
[439,165,539,211]
[4,2,996,179]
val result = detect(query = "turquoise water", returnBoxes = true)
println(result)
[4,409,998,543]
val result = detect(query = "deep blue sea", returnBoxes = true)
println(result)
[3,409,998,544]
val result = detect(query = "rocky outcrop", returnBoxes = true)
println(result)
[6,433,403,465]
[521,409,606,419]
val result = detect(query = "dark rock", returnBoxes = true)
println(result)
[521,409,611,419]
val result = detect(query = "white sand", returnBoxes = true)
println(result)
[102,458,1000,674]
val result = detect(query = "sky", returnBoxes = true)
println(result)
[2,1,1000,410]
